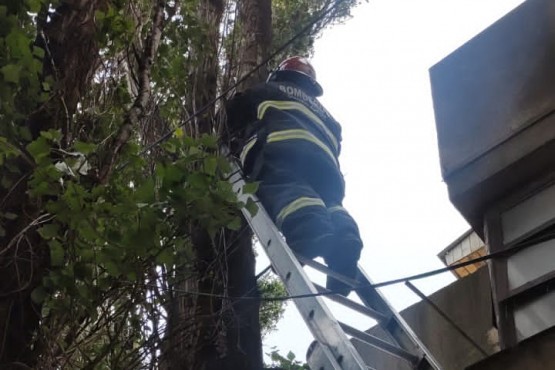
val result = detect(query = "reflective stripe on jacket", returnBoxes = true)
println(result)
[257,100,339,153]
[226,81,345,199]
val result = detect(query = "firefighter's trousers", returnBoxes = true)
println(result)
[253,159,362,294]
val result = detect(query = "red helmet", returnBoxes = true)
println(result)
[268,56,323,97]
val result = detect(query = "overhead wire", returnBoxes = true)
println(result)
[113,0,533,304]
[137,0,345,157]
[139,238,538,302]
[120,0,347,306]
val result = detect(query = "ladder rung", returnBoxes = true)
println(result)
[313,283,390,322]
[339,322,420,365]
[296,254,360,288]
[230,166,368,369]
[355,269,442,370]
[228,163,441,370]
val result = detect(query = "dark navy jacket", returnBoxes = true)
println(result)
[226,81,345,202]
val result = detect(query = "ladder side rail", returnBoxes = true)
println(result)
[307,343,346,370]
[355,268,443,370]
[300,245,443,370]
[230,168,367,370]
[300,257,430,363]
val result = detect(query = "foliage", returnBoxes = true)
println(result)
[259,275,287,337]
[0,0,361,368]
[0,0,45,126]
[266,349,310,370]
[25,130,243,367]
[270,0,361,64]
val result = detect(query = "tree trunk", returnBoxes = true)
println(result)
[162,0,271,369]
[237,0,273,90]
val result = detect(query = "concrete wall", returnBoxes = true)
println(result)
[467,326,555,370]
[355,267,498,370]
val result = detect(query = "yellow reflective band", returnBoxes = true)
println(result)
[329,205,347,213]
[257,100,339,153]
[266,129,338,167]
[240,137,257,165]
[276,197,326,226]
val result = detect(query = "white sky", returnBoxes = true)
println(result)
[260,0,525,363]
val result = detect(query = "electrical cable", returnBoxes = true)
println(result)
[114,0,536,303]
[136,0,345,157]
[140,239,537,302]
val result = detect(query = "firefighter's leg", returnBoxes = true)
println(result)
[256,169,334,260]
[324,205,363,296]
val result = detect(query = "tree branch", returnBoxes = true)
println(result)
[98,0,167,184]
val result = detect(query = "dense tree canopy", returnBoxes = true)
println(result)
[0,0,360,368]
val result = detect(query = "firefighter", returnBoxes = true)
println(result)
[225,56,362,296]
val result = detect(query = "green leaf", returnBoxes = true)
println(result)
[26,0,42,13]
[40,129,62,142]
[26,137,50,162]
[203,157,217,175]
[156,248,175,265]
[94,10,106,22]
[245,198,259,217]
[227,217,241,231]
[49,239,64,267]
[188,145,200,156]
[217,156,232,173]
[77,284,91,300]
[163,165,183,184]
[1,64,22,83]
[287,351,295,361]
[187,172,207,190]
[242,182,259,194]
[134,178,155,203]
[74,141,97,155]
[79,248,95,262]
[181,135,195,147]
[6,30,31,59]
[32,46,45,59]
[74,262,92,280]
[19,127,32,141]
[199,134,218,148]
[31,286,47,304]
[104,261,120,276]
[162,141,176,154]
[37,223,59,239]
[76,222,97,241]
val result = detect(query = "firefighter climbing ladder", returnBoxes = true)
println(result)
[229,165,443,370]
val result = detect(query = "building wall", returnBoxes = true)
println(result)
[467,326,555,370]
[355,268,498,370]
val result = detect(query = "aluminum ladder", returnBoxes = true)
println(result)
[230,167,442,370]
